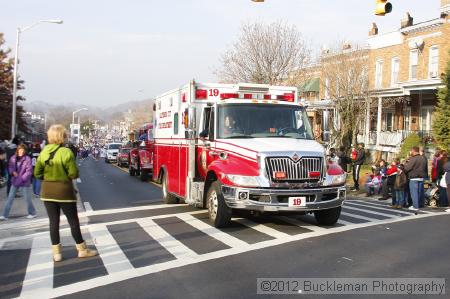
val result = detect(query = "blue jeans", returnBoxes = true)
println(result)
[409,180,424,209]
[438,186,449,207]
[394,190,406,207]
[2,185,36,218]
[32,178,41,196]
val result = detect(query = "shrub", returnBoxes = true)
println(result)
[399,133,422,159]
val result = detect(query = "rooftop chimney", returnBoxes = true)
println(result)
[401,12,413,28]
[369,23,378,36]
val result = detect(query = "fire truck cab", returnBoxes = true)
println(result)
[129,123,154,181]
[153,81,346,227]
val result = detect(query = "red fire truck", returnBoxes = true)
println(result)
[129,123,154,181]
[153,81,347,227]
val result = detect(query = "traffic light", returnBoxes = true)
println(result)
[375,0,392,16]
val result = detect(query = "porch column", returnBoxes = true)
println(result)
[364,98,371,145]
[375,96,382,149]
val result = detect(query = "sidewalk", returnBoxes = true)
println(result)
[0,186,49,240]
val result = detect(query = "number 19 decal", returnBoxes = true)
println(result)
[209,89,219,97]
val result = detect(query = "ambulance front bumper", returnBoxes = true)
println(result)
[221,185,346,212]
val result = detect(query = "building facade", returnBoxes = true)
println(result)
[360,0,450,158]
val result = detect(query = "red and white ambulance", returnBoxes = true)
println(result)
[153,80,346,227]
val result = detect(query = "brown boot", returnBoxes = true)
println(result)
[76,241,98,258]
[52,244,63,262]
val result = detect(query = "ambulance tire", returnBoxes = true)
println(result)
[162,171,178,204]
[314,206,341,226]
[207,181,232,228]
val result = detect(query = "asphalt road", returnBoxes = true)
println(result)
[64,214,450,299]
[77,158,162,210]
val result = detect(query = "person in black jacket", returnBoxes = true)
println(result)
[404,146,428,210]
[351,143,365,191]
[337,146,349,173]
[436,151,448,207]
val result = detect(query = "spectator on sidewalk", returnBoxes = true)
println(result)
[365,169,382,196]
[31,143,42,197]
[404,146,428,210]
[379,160,398,202]
[5,137,20,196]
[34,124,97,262]
[351,143,365,191]
[327,148,339,164]
[393,164,407,208]
[437,151,448,207]
[431,150,441,183]
[0,148,7,187]
[0,144,36,220]
[337,146,349,173]
[443,160,450,211]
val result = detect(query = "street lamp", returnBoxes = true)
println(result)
[11,19,63,139]
[72,108,88,124]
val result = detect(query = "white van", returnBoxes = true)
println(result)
[105,143,122,163]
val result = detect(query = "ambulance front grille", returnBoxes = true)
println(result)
[265,156,324,182]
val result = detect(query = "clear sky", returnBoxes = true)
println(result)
[1,0,442,107]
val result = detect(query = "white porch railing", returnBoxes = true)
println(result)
[357,130,433,147]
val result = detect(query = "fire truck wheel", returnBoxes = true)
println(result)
[162,171,178,204]
[129,165,135,176]
[140,170,148,181]
[207,181,232,228]
[314,206,341,226]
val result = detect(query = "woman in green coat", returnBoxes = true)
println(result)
[34,124,97,262]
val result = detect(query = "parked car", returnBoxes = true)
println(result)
[117,147,131,167]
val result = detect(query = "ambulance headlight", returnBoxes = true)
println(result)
[226,175,260,187]
[323,173,347,186]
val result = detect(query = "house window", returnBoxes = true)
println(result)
[409,50,418,80]
[420,107,433,132]
[385,112,394,131]
[375,60,383,88]
[429,46,439,78]
[391,57,400,86]
[404,107,411,131]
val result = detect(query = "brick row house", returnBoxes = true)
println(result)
[359,0,450,158]
[297,0,450,159]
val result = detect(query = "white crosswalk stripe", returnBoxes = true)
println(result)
[1,201,448,299]
[20,235,53,298]
[233,217,291,239]
[345,201,414,215]
[343,205,401,218]
[176,213,249,247]
[137,217,199,260]
[88,223,136,275]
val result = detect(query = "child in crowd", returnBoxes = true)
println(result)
[365,169,382,196]
[393,164,407,209]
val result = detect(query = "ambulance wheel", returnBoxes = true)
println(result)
[207,181,231,228]
[162,171,178,204]
[314,206,341,226]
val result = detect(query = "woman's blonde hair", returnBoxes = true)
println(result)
[47,124,67,144]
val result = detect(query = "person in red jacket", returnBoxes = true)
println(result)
[379,160,398,202]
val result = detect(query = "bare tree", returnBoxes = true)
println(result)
[216,21,311,85]
[319,44,369,148]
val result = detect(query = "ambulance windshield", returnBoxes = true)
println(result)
[217,104,313,140]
